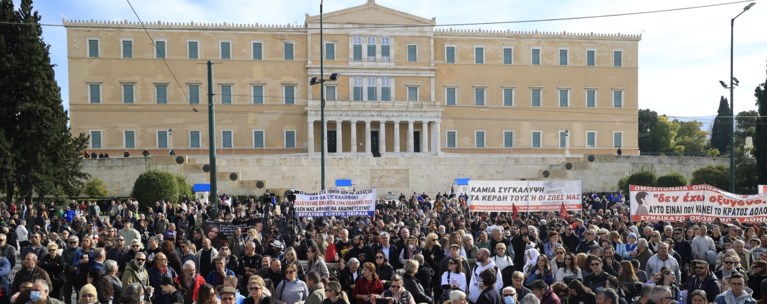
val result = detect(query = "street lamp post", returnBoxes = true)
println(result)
[729,2,755,193]
[320,0,325,191]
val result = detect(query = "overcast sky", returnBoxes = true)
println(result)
[22,0,766,123]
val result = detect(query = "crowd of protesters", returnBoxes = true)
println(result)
[0,189,763,304]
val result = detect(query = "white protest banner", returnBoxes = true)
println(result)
[294,188,376,217]
[629,184,767,223]
[468,180,582,212]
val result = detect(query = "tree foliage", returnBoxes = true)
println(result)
[175,174,193,200]
[619,170,657,195]
[0,0,88,202]
[656,173,687,187]
[651,116,677,155]
[638,109,659,154]
[711,97,732,155]
[131,170,179,211]
[690,165,729,190]
[82,178,109,197]
[755,77,767,185]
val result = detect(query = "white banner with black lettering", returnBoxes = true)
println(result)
[468,180,582,212]
[294,188,376,217]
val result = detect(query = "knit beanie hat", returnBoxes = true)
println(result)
[79,284,97,303]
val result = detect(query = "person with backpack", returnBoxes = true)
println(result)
[468,249,503,304]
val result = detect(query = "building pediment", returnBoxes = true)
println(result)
[306,0,435,26]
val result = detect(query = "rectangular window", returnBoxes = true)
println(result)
[90,131,102,149]
[445,46,455,63]
[503,88,514,106]
[381,77,391,101]
[87,39,99,58]
[253,130,265,148]
[532,131,542,148]
[220,41,231,60]
[325,85,337,101]
[222,130,233,148]
[188,41,199,59]
[120,84,134,104]
[474,87,485,106]
[407,44,417,62]
[614,50,622,67]
[503,47,513,64]
[446,131,457,148]
[157,130,169,149]
[381,36,391,61]
[285,130,296,148]
[407,86,418,102]
[284,85,295,104]
[220,85,232,104]
[475,47,484,64]
[475,131,485,148]
[445,87,456,106]
[613,132,623,148]
[283,42,294,60]
[155,84,168,104]
[188,84,200,104]
[121,40,133,58]
[531,48,541,65]
[613,90,623,108]
[559,89,569,107]
[367,36,376,61]
[352,36,362,61]
[587,131,596,148]
[504,131,514,148]
[559,131,568,148]
[586,89,596,108]
[587,49,595,66]
[124,130,135,148]
[325,42,335,60]
[352,77,363,101]
[88,83,101,104]
[559,49,568,66]
[367,77,377,101]
[252,42,263,60]
[531,88,541,107]
[155,40,166,59]
[190,131,201,149]
[252,85,264,104]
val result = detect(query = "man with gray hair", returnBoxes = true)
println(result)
[633,238,653,271]
[521,293,541,304]
[645,242,680,284]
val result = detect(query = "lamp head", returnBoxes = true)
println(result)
[310,77,319,86]
[719,80,729,89]
[329,73,340,81]
[744,3,755,11]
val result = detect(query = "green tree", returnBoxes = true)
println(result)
[690,165,729,190]
[672,120,710,156]
[652,115,677,155]
[0,0,88,202]
[755,78,767,185]
[638,109,659,154]
[82,178,109,197]
[710,97,731,155]
[620,170,656,195]
[131,170,179,211]
[656,173,687,187]
[175,174,193,200]
[735,110,758,156]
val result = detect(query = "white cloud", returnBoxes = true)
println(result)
[26,0,765,117]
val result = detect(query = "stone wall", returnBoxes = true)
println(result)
[82,154,727,197]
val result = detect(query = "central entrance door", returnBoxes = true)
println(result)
[371,131,380,156]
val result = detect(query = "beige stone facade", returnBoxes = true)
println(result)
[66,0,640,159]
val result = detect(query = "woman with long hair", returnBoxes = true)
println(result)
[160,240,183,275]
[323,280,350,304]
[750,261,767,297]
[195,284,219,304]
[373,250,395,284]
[399,236,421,266]
[281,247,306,279]
[549,246,566,275]
[306,245,330,282]
[441,257,467,292]
[244,275,271,304]
[567,279,596,304]
[654,268,681,301]
[616,260,641,300]
[555,252,582,282]
[526,254,554,286]
[351,262,384,304]
[422,233,445,272]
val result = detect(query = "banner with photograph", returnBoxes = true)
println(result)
[467,180,582,212]
[204,219,259,247]
[760,185,767,194]
[629,184,767,223]
[294,188,376,217]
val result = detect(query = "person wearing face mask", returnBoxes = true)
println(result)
[502,287,518,304]
[29,279,64,304]
[121,252,151,298]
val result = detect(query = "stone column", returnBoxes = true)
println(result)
[434,121,441,155]
[379,121,386,153]
[422,121,429,153]
[393,120,400,153]
[351,120,357,153]
[365,120,371,153]
[337,120,343,153]
[307,120,314,154]
[407,120,414,153]
[323,119,328,155]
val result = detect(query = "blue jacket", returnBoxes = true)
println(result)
[0,257,11,297]
[205,268,235,287]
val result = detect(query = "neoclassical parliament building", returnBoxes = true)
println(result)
[66,0,640,160]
